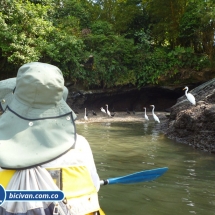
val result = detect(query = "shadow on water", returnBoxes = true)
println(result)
[76,122,215,215]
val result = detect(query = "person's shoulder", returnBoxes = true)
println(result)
[76,134,90,146]
[76,134,88,142]
[75,134,92,152]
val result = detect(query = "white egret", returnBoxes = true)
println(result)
[84,108,88,121]
[106,104,111,117]
[100,107,106,114]
[143,107,149,121]
[150,105,160,123]
[183,86,196,105]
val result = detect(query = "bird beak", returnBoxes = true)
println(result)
[183,88,185,90]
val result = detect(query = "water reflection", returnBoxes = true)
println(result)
[83,123,88,134]
[76,122,215,215]
[142,122,149,134]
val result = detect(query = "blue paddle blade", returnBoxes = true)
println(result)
[107,167,168,185]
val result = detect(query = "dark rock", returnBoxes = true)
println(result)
[164,78,215,153]
[66,85,188,114]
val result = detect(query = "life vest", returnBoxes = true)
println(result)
[0,141,105,215]
[43,154,101,214]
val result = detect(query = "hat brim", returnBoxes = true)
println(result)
[0,78,16,111]
[9,95,74,119]
[0,109,76,169]
[0,78,76,119]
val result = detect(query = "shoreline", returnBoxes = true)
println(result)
[75,111,169,123]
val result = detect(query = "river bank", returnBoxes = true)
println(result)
[73,77,215,154]
[75,111,168,123]
[164,78,215,153]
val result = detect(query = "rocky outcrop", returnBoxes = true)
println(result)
[164,78,215,153]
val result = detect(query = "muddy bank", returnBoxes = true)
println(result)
[66,85,189,114]
[75,111,168,124]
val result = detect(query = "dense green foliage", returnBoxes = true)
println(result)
[0,0,214,88]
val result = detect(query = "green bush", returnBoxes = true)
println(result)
[135,46,210,87]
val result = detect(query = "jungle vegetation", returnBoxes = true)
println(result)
[0,0,214,89]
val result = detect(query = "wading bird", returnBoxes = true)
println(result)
[106,104,111,117]
[100,107,106,114]
[111,112,115,117]
[126,108,130,114]
[84,108,88,121]
[183,86,196,105]
[92,110,97,116]
[143,107,149,121]
[150,105,160,123]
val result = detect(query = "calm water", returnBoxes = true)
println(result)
[76,121,215,215]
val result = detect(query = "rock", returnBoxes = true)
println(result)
[66,85,186,114]
[164,78,215,153]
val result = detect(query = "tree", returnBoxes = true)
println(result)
[0,0,54,73]
[178,2,201,52]
[142,0,188,48]
[88,0,146,35]
[198,0,215,62]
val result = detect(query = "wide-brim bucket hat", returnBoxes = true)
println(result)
[0,77,16,112]
[0,78,70,111]
[0,62,77,170]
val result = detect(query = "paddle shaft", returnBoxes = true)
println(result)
[100,167,168,185]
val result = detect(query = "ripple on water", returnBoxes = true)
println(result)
[76,122,215,215]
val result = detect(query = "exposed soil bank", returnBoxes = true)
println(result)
[66,85,198,114]
[68,78,215,154]
[75,111,168,124]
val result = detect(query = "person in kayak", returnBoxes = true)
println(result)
[0,62,105,215]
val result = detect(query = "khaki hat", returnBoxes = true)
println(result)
[0,62,77,170]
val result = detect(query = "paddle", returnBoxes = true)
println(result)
[100,167,168,185]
